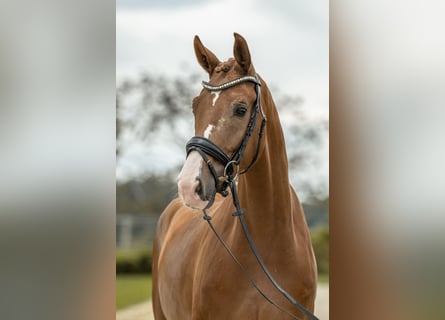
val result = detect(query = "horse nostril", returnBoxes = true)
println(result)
[195,181,202,195]
[195,177,206,201]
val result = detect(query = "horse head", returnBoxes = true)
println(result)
[177,33,264,210]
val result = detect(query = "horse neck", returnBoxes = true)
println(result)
[237,83,294,234]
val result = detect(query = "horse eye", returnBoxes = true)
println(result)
[234,105,247,117]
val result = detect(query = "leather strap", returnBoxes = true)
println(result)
[186,136,230,165]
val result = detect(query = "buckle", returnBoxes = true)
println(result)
[223,160,240,182]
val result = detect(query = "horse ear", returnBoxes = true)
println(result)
[194,35,220,75]
[233,33,252,74]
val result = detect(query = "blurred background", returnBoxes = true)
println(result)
[116,0,329,315]
[2,0,443,319]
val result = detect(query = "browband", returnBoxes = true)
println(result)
[202,75,260,91]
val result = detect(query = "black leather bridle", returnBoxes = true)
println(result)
[184,75,319,320]
[186,75,267,206]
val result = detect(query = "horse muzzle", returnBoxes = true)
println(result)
[177,151,217,210]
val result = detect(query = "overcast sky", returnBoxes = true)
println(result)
[116,0,328,198]
[117,0,328,114]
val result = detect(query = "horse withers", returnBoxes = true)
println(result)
[152,33,317,320]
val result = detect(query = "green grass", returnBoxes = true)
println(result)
[116,274,152,310]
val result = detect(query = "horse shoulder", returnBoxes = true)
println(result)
[154,198,202,265]
[154,198,183,245]
[154,198,204,319]
[153,198,185,320]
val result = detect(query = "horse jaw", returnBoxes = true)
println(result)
[177,151,209,210]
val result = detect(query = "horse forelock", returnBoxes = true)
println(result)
[210,58,255,84]
[214,59,233,73]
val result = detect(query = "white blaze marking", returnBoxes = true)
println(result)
[211,91,221,107]
[204,124,215,138]
[177,151,208,209]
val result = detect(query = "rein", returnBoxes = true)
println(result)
[185,75,319,320]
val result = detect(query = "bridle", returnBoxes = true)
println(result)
[186,74,266,206]
[184,75,319,320]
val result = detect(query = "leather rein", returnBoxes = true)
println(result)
[185,75,319,320]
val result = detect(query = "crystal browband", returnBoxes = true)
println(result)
[202,75,260,91]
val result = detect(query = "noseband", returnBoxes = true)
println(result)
[185,75,267,201]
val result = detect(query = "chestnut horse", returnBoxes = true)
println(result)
[152,33,317,319]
